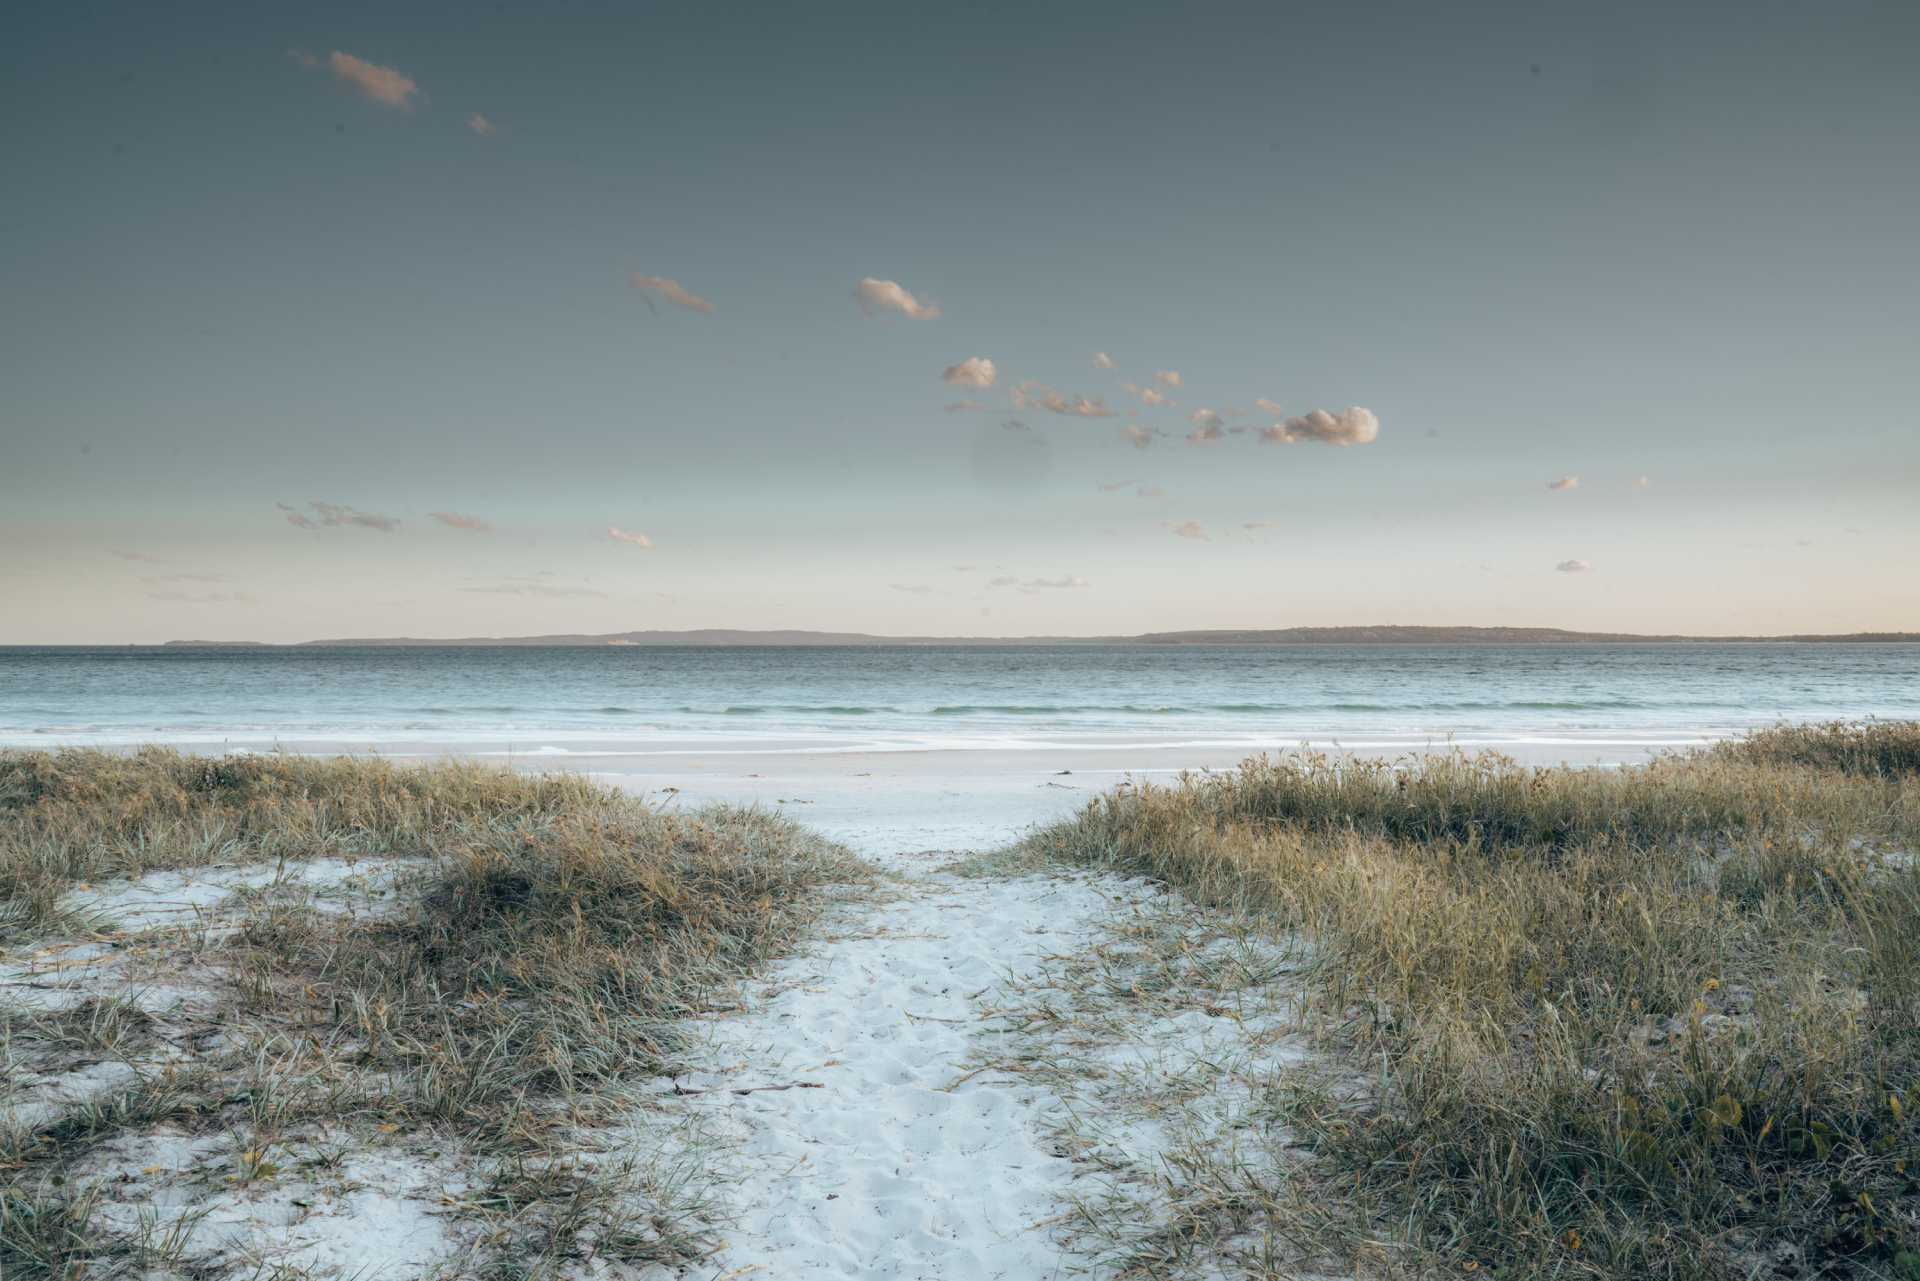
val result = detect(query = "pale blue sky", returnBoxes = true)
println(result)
[4,0,1916,641]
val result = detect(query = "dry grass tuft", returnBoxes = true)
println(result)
[0,749,867,1278]
[1019,722,1920,1280]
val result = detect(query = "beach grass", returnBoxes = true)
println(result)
[1015,721,1920,1279]
[0,749,868,1278]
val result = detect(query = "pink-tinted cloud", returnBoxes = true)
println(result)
[607,526,654,547]
[1547,475,1580,492]
[1012,381,1113,418]
[1092,351,1115,370]
[1122,383,1173,407]
[1168,520,1208,540]
[854,277,940,319]
[430,511,492,532]
[306,51,422,109]
[1123,425,1158,449]
[1154,370,1182,388]
[1259,407,1380,447]
[466,113,495,136]
[280,501,399,532]
[1186,409,1225,445]
[942,356,996,389]
[630,274,715,314]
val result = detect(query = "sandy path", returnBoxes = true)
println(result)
[657,854,1144,1279]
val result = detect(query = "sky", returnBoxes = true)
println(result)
[3,0,1917,643]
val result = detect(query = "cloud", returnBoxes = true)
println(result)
[466,113,495,136]
[889,583,934,595]
[1254,398,1284,416]
[944,400,988,413]
[1169,520,1208,540]
[1093,351,1115,370]
[1098,479,1135,492]
[111,550,164,563]
[1135,485,1165,498]
[280,501,399,532]
[1259,407,1380,447]
[1633,475,1652,489]
[148,572,229,584]
[1122,383,1173,407]
[607,527,654,547]
[430,511,492,532]
[1002,418,1030,432]
[1555,559,1593,573]
[988,574,1090,592]
[1123,425,1158,449]
[1154,370,1182,388]
[463,577,607,599]
[1011,381,1113,418]
[306,51,422,109]
[854,277,940,319]
[942,356,996,389]
[1186,408,1225,445]
[1547,475,1580,492]
[147,590,256,604]
[1244,520,1280,529]
[629,274,715,314]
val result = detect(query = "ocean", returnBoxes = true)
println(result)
[3,644,1915,759]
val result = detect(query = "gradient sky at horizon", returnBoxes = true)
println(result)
[4,0,1917,642]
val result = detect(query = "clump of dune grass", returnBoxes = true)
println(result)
[1711,718,1920,779]
[0,749,867,1276]
[1020,726,1920,1280]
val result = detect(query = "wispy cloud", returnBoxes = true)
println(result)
[147,572,230,584]
[279,501,399,532]
[1633,475,1652,489]
[944,399,988,413]
[989,574,1090,592]
[463,576,608,599]
[1093,351,1115,370]
[1154,370,1182,388]
[1098,479,1135,492]
[890,583,934,595]
[1134,485,1165,499]
[607,527,654,548]
[1169,520,1208,540]
[854,277,940,319]
[1122,383,1173,407]
[1012,381,1113,418]
[1259,407,1380,447]
[1254,398,1284,416]
[1244,519,1280,530]
[1547,475,1580,492]
[296,51,422,109]
[1002,418,1030,432]
[1555,559,1593,573]
[147,590,256,604]
[430,511,492,532]
[1122,425,1158,449]
[629,274,715,314]
[466,113,495,136]
[942,356,996,389]
[111,550,164,563]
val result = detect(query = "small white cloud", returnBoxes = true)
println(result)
[429,511,492,532]
[942,356,996,389]
[1122,383,1173,407]
[312,51,422,109]
[1169,520,1208,540]
[629,274,715,314]
[1154,370,1182,388]
[854,277,940,319]
[1254,397,1284,416]
[1093,351,1115,370]
[1259,407,1380,447]
[1123,425,1157,449]
[607,526,654,547]
[1555,559,1593,573]
[1633,475,1652,489]
[1547,475,1580,492]
[1011,381,1113,418]
[466,113,495,136]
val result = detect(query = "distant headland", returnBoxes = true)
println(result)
[150,626,1920,648]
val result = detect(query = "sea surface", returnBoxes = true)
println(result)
[2,644,1915,759]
